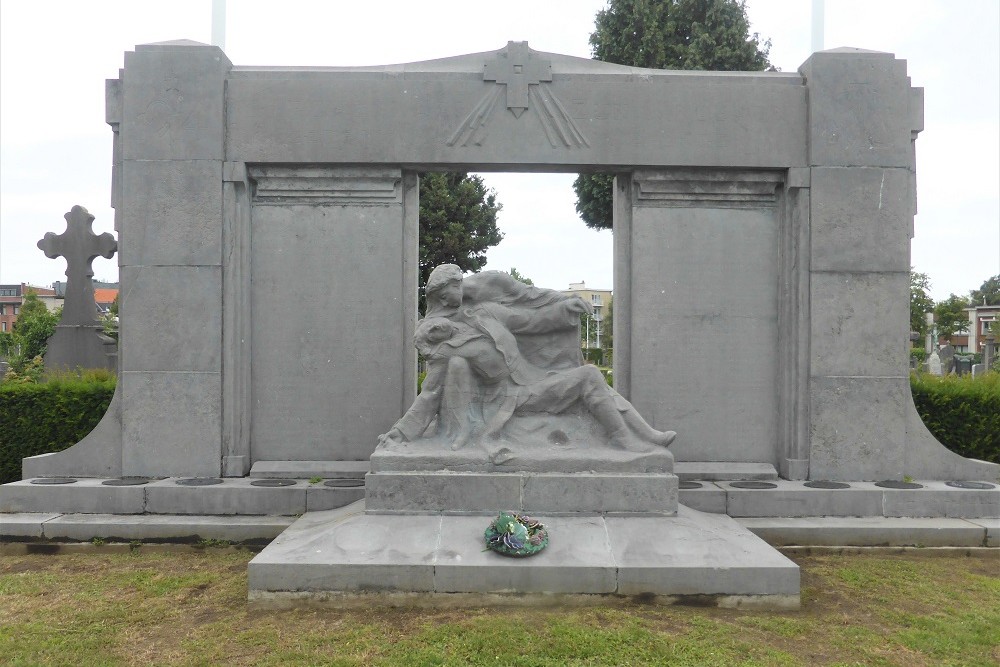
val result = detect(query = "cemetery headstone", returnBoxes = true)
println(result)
[37,205,117,371]
[938,344,955,374]
[925,349,942,376]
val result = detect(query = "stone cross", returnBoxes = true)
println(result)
[38,205,116,326]
[484,41,552,118]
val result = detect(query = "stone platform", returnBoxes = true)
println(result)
[248,501,800,608]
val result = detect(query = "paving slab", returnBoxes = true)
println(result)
[606,506,800,596]
[0,479,145,514]
[248,501,799,606]
[0,512,61,538]
[736,517,990,547]
[41,514,293,542]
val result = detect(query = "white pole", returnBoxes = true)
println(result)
[811,0,825,53]
[212,0,226,50]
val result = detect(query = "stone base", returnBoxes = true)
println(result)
[365,471,678,514]
[371,437,673,474]
[247,501,800,607]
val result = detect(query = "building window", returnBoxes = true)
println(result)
[12,306,18,316]
[0,304,4,315]
[591,294,602,305]
[1,321,5,332]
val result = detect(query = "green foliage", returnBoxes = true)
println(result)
[934,293,970,339]
[910,372,1000,463]
[102,294,119,341]
[583,347,605,365]
[910,348,927,364]
[910,269,934,339]
[0,374,116,483]
[968,274,1000,306]
[575,0,772,229]
[6,291,59,375]
[419,172,502,312]
[0,330,12,356]
[507,267,533,285]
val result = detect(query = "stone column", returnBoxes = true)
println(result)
[117,41,231,477]
[800,49,922,481]
[620,169,783,465]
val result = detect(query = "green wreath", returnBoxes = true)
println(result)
[484,511,548,557]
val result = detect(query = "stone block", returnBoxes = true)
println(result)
[119,266,221,373]
[305,485,366,512]
[433,515,617,594]
[809,376,908,481]
[724,481,884,517]
[522,473,677,514]
[144,478,306,515]
[737,517,988,547]
[0,480,144,514]
[810,167,911,272]
[678,486,727,514]
[41,514,293,542]
[606,507,799,596]
[121,372,222,477]
[799,49,916,168]
[122,42,230,160]
[118,159,222,267]
[810,272,909,377]
[0,513,60,538]
[249,510,438,592]
[365,472,521,513]
[881,482,1000,519]
[674,462,777,481]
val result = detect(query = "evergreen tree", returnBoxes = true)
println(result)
[419,173,503,312]
[575,0,772,230]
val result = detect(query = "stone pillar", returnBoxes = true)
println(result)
[620,169,783,465]
[117,41,231,477]
[800,49,922,481]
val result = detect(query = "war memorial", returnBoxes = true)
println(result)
[2,40,997,608]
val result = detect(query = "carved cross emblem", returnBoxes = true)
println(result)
[38,205,117,326]
[484,41,552,118]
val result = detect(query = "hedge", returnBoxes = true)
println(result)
[910,372,1000,463]
[0,376,116,484]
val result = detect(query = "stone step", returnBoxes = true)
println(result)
[737,516,998,548]
[674,462,778,480]
[247,502,800,609]
[249,460,370,479]
[1,512,293,543]
[0,478,364,516]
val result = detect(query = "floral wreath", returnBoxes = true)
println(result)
[484,511,548,557]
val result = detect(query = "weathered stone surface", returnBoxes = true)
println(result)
[737,516,989,547]
[724,481,884,517]
[119,266,221,372]
[144,478,306,515]
[121,372,222,477]
[521,473,677,514]
[365,472,521,513]
[810,272,910,378]
[0,479,144,514]
[41,514,293,542]
[799,49,918,168]
[810,167,911,272]
[118,160,222,266]
[0,513,60,538]
[881,482,1000,519]
[809,377,908,481]
[250,461,370,479]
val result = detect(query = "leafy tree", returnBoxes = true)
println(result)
[934,293,970,340]
[574,0,773,230]
[969,274,1000,306]
[419,172,502,312]
[910,270,934,340]
[508,267,534,285]
[0,331,12,356]
[6,291,60,376]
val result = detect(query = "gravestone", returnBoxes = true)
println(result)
[938,344,955,374]
[37,205,117,371]
[926,349,942,376]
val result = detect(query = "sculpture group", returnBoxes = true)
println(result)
[379,265,676,454]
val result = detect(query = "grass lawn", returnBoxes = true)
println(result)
[1,547,997,666]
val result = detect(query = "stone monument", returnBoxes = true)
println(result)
[37,205,117,372]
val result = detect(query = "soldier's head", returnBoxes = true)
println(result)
[414,317,457,356]
[426,264,463,309]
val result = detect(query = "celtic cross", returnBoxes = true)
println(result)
[484,41,552,118]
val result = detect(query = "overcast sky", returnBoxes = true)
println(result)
[1,0,997,300]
